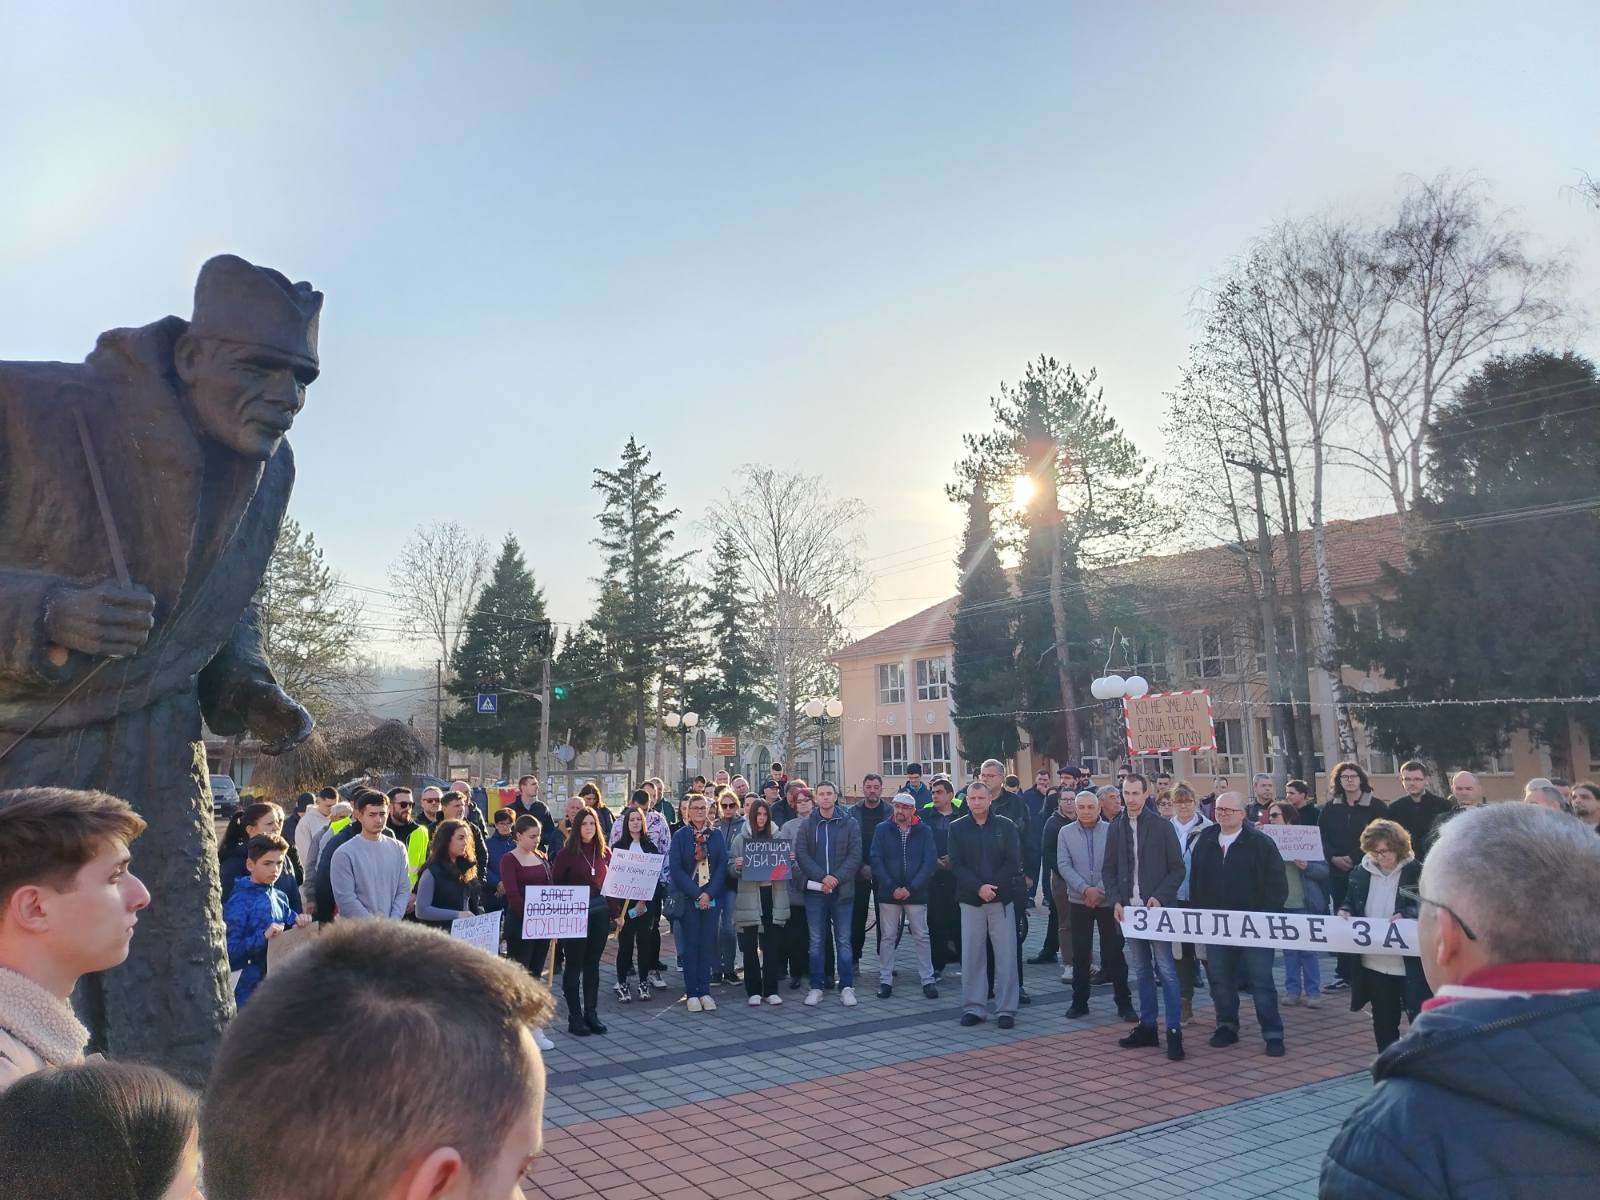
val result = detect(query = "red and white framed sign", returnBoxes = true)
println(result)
[1123,689,1217,756]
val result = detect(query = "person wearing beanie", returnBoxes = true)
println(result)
[868,792,939,999]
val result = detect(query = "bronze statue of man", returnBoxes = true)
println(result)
[0,254,319,1080]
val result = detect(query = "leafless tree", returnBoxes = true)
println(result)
[703,467,871,772]
[387,520,490,669]
[1336,173,1569,520]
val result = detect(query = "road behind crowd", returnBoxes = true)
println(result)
[523,913,1374,1200]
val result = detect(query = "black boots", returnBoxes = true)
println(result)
[582,978,607,1035]
[1167,1029,1185,1061]
[1119,1022,1160,1048]
[565,984,590,1036]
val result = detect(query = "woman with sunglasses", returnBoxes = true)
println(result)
[1337,817,1430,1050]
[712,787,746,985]
[1267,801,1327,1008]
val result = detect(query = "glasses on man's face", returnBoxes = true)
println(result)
[394,802,413,812]
[1397,885,1477,941]
[1214,806,1243,816]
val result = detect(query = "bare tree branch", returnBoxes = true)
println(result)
[387,520,490,667]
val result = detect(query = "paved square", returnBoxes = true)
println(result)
[522,913,1377,1197]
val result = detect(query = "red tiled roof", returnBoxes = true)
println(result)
[834,512,1405,661]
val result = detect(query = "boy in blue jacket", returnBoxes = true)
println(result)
[868,792,939,999]
[224,834,308,1008]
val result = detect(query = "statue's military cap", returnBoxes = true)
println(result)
[189,254,321,375]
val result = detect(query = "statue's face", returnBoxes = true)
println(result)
[176,336,313,460]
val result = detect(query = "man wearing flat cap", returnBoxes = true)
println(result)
[0,254,321,1080]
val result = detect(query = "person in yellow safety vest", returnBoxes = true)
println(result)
[384,787,432,887]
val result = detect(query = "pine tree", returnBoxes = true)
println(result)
[690,532,775,761]
[954,358,1164,763]
[551,619,632,759]
[1355,351,1600,775]
[590,438,689,779]
[950,485,1021,764]
[441,535,548,778]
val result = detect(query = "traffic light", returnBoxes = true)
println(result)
[552,685,567,701]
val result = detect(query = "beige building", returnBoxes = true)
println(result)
[833,514,1584,802]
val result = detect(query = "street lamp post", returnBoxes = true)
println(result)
[804,698,844,781]
[663,710,699,793]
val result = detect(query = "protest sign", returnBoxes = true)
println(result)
[1259,822,1326,861]
[1119,904,1418,956]
[1123,689,1216,755]
[602,849,667,901]
[450,911,503,957]
[739,836,792,883]
[522,885,590,940]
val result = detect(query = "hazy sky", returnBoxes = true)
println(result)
[5,2,1597,661]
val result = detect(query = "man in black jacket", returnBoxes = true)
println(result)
[1386,760,1454,862]
[1104,773,1187,1058]
[1320,803,1600,1199]
[1190,791,1289,1056]
[982,759,1035,1002]
[948,781,1022,1028]
[851,774,889,966]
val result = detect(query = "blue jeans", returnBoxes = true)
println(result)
[1208,944,1284,1042]
[805,890,855,989]
[1126,934,1181,1030]
[680,902,718,997]
[1281,907,1323,998]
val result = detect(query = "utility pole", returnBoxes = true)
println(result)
[1225,457,1291,790]
[434,658,443,778]
[540,654,553,781]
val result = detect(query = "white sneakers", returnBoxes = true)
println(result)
[533,1027,555,1051]
[840,987,858,1007]
[804,989,824,1006]
[686,996,703,1013]
[766,994,783,1005]
[748,994,764,1006]
[700,994,717,1011]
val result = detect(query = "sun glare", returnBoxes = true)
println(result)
[1010,474,1036,508]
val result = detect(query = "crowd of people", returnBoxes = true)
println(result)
[1,756,1597,1198]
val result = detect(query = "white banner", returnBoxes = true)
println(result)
[601,849,666,901]
[1119,905,1418,956]
[450,911,503,957]
[1259,822,1326,861]
[522,885,591,940]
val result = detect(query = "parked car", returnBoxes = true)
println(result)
[209,774,241,817]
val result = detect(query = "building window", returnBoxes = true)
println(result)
[1183,624,1237,679]
[1470,749,1514,777]
[1259,718,1325,777]
[916,732,952,776]
[1204,718,1247,775]
[1255,614,1299,675]
[877,663,905,705]
[879,735,907,776]
[1131,753,1175,777]
[914,656,949,701]
[1358,727,1401,777]
[1129,637,1169,686]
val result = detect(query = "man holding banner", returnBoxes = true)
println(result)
[1189,792,1288,1056]
[1105,774,1187,1060]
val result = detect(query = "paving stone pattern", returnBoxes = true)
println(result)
[522,911,1379,1198]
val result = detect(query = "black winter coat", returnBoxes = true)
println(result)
[1339,858,1430,1015]
[1318,795,1387,871]
[1188,824,1288,913]
[947,813,1021,907]
[1320,991,1600,1199]
[1384,791,1455,862]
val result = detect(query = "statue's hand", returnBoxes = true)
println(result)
[45,583,156,658]
[238,680,314,755]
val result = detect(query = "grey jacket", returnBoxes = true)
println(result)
[1056,818,1111,905]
